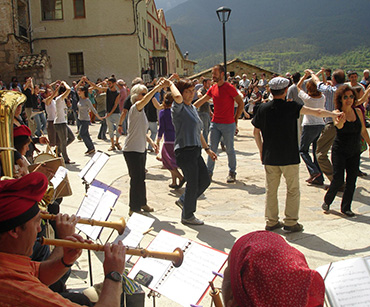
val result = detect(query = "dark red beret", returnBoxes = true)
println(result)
[0,172,48,232]
[14,125,31,138]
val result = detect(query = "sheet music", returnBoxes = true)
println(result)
[128,231,189,289]
[159,242,228,306]
[317,257,370,307]
[79,151,109,184]
[128,231,228,307]
[76,180,121,240]
[50,166,67,189]
[114,213,155,247]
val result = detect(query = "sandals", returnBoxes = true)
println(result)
[115,143,122,150]
[108,145,115,151]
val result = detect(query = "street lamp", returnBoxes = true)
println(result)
[216,6,231,80]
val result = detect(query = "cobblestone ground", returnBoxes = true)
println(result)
[57,119,370,306]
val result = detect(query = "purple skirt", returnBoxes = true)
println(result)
[161,142,178,170]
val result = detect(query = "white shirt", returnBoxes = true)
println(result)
[54,94,67,124]
[298,91,326,126]
[45,99,56,121]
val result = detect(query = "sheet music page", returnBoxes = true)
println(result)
[317,257,370,307]
[79,151,99,179]
[128,231,189,289]
[50,166,67,189]
[113,213,155,247]
[158,241,228,306]
[84,152,109,184]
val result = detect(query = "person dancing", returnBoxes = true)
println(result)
[322,85,370,217]
[172,76,217,225]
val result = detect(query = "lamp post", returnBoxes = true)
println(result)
[216,6,231,80]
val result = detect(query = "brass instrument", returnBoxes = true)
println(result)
[40,213,126,235]
[38,237,184,267]
[0,90,26,177]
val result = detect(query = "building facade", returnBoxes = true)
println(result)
[25,0,195,85]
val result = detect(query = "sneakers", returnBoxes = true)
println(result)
[175,200,184,210]
[322,202,330,212]
[265,221,283,231]
[226,171,236,183]
[181,216,204,225]
[283,223,303,232]
[342,210,355,217]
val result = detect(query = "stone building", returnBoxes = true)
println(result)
[27,0,196,84]
[190,58,275,80]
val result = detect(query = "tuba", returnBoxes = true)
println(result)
[0,90,26,177]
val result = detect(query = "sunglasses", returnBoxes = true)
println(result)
[343,95,355,100]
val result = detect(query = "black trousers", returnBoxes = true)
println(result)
[123,151,147,211]
[324,149,360,212]
[175,146,210,219]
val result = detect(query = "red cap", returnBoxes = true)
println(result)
[0,172,48,232]
[14,125,31,138]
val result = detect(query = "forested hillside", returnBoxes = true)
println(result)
[165,0,370,73]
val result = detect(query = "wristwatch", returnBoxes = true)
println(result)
[105,271,122,282]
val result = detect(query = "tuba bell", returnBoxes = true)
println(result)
[0,90,26,177]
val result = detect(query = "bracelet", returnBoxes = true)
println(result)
[61,257,73,268]
[204,147,210,152]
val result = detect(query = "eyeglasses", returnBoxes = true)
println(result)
[343,95,355,100]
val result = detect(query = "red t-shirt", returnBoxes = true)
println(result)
[207,82,238,124]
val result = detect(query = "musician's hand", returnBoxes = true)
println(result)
[55,213,79,239]
[103,241,125,275]
[62,234,85,265]
[39,136,49,144]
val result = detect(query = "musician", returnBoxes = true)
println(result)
[221,231,325,307]
[0,172,126,307]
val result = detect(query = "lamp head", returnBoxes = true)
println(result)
[216,6,231,23]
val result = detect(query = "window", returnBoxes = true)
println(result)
[41,0,63,20]
[73,0,85,18]
[147,22,152,38]
[69,52,84,75]
[155,28,159,43]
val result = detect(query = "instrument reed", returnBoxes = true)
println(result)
[38,237,184,267]
[209,281,224,307]
[40,213,126,235]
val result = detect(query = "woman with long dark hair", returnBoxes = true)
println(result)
[322,85,370,217]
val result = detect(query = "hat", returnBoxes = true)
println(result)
[268,77,290,90]
[14,125,31,138]
[229,231,325,307]
[117,79,125,86]
[0,172,48,232]
[363,69,369,74]
[242,74,247,78]
[235,75,241,79]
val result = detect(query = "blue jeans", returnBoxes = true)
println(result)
[198,112,211,143]
[207,122,236,174]
[176,147,210,219]
[80,120,94,151]
[98,110,107,139]
[34,112,47,137]
[299,125,324,176]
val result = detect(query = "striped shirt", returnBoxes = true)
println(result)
[0,252,82,307]
[317,82,343,123]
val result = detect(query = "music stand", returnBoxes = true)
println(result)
[79,150,109,192]
[75,179,121,285]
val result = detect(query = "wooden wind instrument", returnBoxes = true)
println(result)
[40,213,126,235]
[209,281,224,307]
[38,237,184,267]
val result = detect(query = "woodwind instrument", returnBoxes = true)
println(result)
[38,237,184,267]
[209,281,224,307]
[40,213,126,235]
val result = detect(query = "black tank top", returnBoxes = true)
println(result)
[333,108,362,156]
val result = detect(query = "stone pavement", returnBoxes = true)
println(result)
[47,119,370,306]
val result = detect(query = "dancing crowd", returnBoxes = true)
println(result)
[1,65,370,306]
